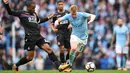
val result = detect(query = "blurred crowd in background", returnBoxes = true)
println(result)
[0,0,130,70]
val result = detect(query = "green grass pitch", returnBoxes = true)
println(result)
[0,70,130,73]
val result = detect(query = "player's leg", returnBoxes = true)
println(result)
[64,35,86,72]
[122,47,128,71]
[69,35,87,67]
[66,48,70,62]
[13,51,35,73]
[37,43,60,68]
[64,35,71,62]
[36,38,69,71]
[116,54,122,70]
[13,41,35,73]
[63,36,77,72]
[59,45,65,63]
[57,34,65,64]
[15,51,35,66]
[69,35,78,67]
[115,45,122,70]
[122,54,127,71]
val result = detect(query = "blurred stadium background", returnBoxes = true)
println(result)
[0,0,130,71]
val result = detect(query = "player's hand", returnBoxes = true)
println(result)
[88,21,92,25]
[47,14,56,19]
[68,24,72,30]
[3,0,9,4]
[53,28,58,32]
[54,20,59,27]
[50,24,58,32]
[126,41,129,46]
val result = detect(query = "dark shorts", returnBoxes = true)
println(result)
[56,33,71,49]
[24,35,49,51]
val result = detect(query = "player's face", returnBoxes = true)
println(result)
[117,19,123,26]
[27,4,36,14]
[57,2,64,11]
[71,12,77,18]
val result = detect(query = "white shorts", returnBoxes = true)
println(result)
[70,35,88,52]
[115,45,129,54]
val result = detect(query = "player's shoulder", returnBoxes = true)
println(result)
[18,10,27,13]
[114,25,118,30]
[64,13,71,17]
[77,12,82,14]
[65,10,70,13]
[123,25,128,28]
[123,25,128,29]
[76,12,83,16]
[77,12,89,16]
[77,12,89,14]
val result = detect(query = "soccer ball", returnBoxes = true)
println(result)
[85,62,96,72]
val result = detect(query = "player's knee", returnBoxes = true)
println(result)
[46,48,53,53]
[67,48,71,52]
[60,46,64,53]
[44,44,53,53]
[26,56,33,61]
[60,49,64,53]
[71,48,76,52]
[41,44,53,53]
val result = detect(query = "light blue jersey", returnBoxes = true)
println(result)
[114,25,129,47]
[61,12,90,40]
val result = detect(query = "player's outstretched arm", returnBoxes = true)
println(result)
[3,0,21,16]
[50,23,58,32]
[54,14,68,27]
[54,18,62,27]
[39,17,50,23]
[39,14,56,23]
[88,14,96,24]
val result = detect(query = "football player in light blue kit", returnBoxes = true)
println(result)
[111,18,129,71]
[55,5,96,72]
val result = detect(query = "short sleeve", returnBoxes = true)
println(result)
[81,12,90,18]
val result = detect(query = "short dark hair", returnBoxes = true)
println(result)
[26,1,35,7]
[57,0,64,4]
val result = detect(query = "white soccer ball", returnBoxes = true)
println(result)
[85,62,96,72]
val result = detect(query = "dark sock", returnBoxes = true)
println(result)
[66,52,69,61]
[16,57,30,67]
[48,52,61,68]
[60,52,65,63]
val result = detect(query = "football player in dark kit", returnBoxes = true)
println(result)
[3,0,69,72]
[51,0,71,64]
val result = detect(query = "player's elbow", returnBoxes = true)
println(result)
[58,18,62,22]
[8,12,13,15]
[91,14,96,19]
[6,10,14,15]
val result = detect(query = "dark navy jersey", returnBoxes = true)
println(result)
[4,4,49,38]
[52,10,71,35]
